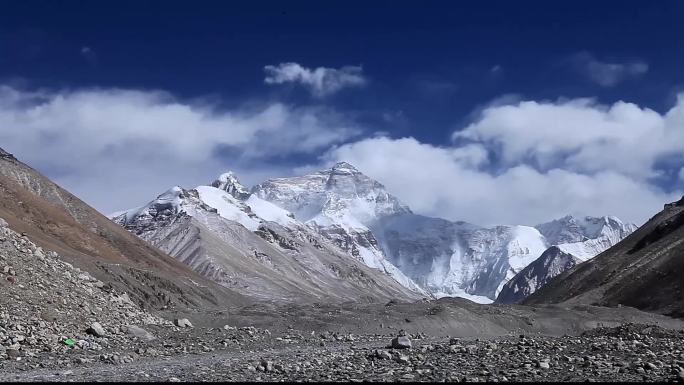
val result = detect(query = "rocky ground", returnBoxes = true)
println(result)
[3,323,684,382]
[3,218,684,382]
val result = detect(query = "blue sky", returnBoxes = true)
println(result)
[1,1,683,225]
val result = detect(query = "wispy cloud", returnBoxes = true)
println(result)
[572,52,648,87]
[80,46,98,65]
[264,62,366,97]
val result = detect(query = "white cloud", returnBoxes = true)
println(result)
[264,62,366,97]
[321,96,684,226]
[455,98,684,180]
[573,52,648,87]
[0,86,360,214]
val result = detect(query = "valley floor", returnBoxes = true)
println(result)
[3,323,684,382]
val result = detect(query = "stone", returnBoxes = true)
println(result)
[86,322,106,337]
[0,218,7,227]
[391,336,412,349]
[126,325,156,341]
[260,359,274,372]
[174,318,193,328]
[396,354,410,364]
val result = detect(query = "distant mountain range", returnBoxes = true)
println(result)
[112,162,637,303]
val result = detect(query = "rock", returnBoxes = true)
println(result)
[391,335,412,349]
[538,361,550,369]
[0,218,7,228]
[126,325,156,341]
[33,248,45,259]
[86,322,106,337]
[174,318,193,328]
[167,377,181,382]
[260,359,274,372]
[374,349,393,360]
[396,354,410,364]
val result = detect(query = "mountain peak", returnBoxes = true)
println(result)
[0,147,16,161]
[329,161,360,173]
[211,171,250,200]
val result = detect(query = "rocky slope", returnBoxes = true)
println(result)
[0,147,247,311]
[0,219,172,363]
[524,196,684,318]
[112,171,423,304]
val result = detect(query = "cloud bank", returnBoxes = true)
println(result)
[264,62,366,97]
[0,83,681,227]
[0,86,359,213]
[321,97,684,226]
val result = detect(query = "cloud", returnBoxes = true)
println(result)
[455,98,684,180]
[0,85,360,214]
[573,52,648,87]
[264,62,366,97]
[320,96,684,226]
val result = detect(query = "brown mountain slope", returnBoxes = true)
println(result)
[524,196,684,317]
[0,147,249,310]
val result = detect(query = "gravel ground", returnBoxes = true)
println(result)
[3,324,684,382]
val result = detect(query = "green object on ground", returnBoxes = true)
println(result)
[63,338,76,346]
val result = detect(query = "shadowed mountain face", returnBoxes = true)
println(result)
[496,246,581,304]
[0,147,249,311]
[524,197,684,318]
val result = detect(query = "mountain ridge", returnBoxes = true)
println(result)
[112,162,636,304]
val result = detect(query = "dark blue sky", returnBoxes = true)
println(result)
[1,1,683,224]
[1,1,683,146]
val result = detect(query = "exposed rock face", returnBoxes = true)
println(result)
[496,246,582,304]
[211,172,251,200]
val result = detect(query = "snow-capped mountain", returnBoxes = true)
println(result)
[250,163,636,303]
[252,162,424,293]
[111,172,423,303]
[536,215,638,261]
[492,215,639,303]
[111,161,636,304]
[495,246,582,304]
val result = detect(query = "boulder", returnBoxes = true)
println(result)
[126,325,156,341]
[391,335,412,349]
[174,318,193,328]
[86,322,106,337]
